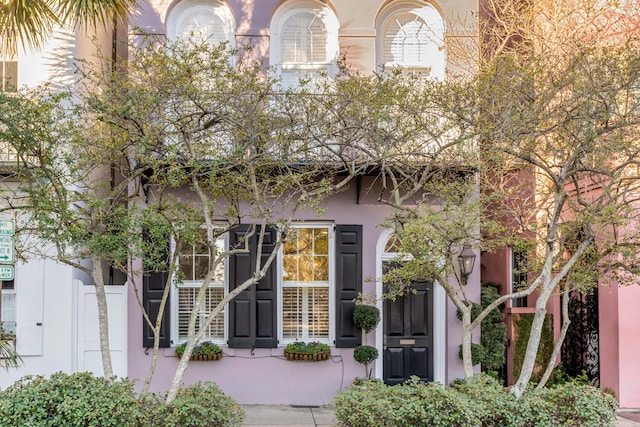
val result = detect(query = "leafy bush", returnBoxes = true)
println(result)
[452,373,516,426]
[334,374,618,427]
[0,372,143,426]
[152,382,244,427]
[353,304,381,333]
[541,382,618,426]
[284,341,330,354]
[333,377,478,427]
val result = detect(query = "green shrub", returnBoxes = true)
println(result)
[510,389,555,427]
[452,373,516,426]
[0,372,143,426]
[541,383,618,426]
[333,377,478,427]
[353,304,381,333]
[154,382,244,427]
[335,374,617,427]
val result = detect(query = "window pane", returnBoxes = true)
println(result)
[298,255,313,281]
[1,290,16,335]
[281,12,327,64]
[1,61,17,92]
[313,255,328,281]
[314,228,328,254]
[282,287,303,339]
[178,286,224,341]
[308,287,329,339]
[194,255,209,280]
[298,228,313,254]
[283,255,297,281]
[179,255,194,280]
[282,286,329,340]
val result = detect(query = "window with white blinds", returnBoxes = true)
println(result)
[282,225,332,342]
[166,0,235,47]
[378,4,445,79]
[175,231,226,343]
[271,3,339,90]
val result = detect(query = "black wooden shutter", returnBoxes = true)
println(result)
[142,242,171,348]
[335,225,362,348]
[228,225,278,348]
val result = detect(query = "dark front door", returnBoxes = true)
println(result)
[383,279,433,385]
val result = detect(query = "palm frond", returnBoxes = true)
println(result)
[55,0,139,29]
[0,0,57,56]
[0,336,21,369]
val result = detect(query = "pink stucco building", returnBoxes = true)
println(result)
[124,0,480,405]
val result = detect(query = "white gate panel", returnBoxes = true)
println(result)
[76,281,127,378]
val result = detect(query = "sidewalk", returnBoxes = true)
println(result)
[242,405,639,426]
[618,410,640,426]
[242,405,337,427]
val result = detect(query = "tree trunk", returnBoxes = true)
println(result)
[536,286,570,389]
[460,307,475,378]
[91,255,114,381]
[511,283,553,398]
[140,275,172,396]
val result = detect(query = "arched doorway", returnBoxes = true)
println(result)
[375,230,446,384]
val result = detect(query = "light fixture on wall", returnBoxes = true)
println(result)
[457,244,476,286]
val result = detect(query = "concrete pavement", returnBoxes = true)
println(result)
[242,405,337,427]
[241,405,640,426]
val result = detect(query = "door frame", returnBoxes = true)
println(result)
[375,229,446,383]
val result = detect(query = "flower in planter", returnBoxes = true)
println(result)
[176,341,223,360]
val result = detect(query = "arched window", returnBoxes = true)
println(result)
[377,2,445,79]
[271,1,339,89]
[166,0,235,47]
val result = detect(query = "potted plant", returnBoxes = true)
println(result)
[354,345,379,379]
[353,304,381,378]
[284,341,331,361]
[175,341,223,361]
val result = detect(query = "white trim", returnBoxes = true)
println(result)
[375,229,446,384]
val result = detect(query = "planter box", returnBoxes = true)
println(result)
[284,350,331,361]
[176,352,223,361]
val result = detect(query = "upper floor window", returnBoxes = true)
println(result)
[166,0,236,47]
[270,1,339,89]
[377,2,445,79]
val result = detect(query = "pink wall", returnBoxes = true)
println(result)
[597,279,640,408]
[611,283,640,408]
[127,181,479,404]
[126,0,480,404]
[599,283,620,402]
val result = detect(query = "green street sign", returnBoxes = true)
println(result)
[0,235,14,263]
[0,265,14,280]
[0,219,14,236]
